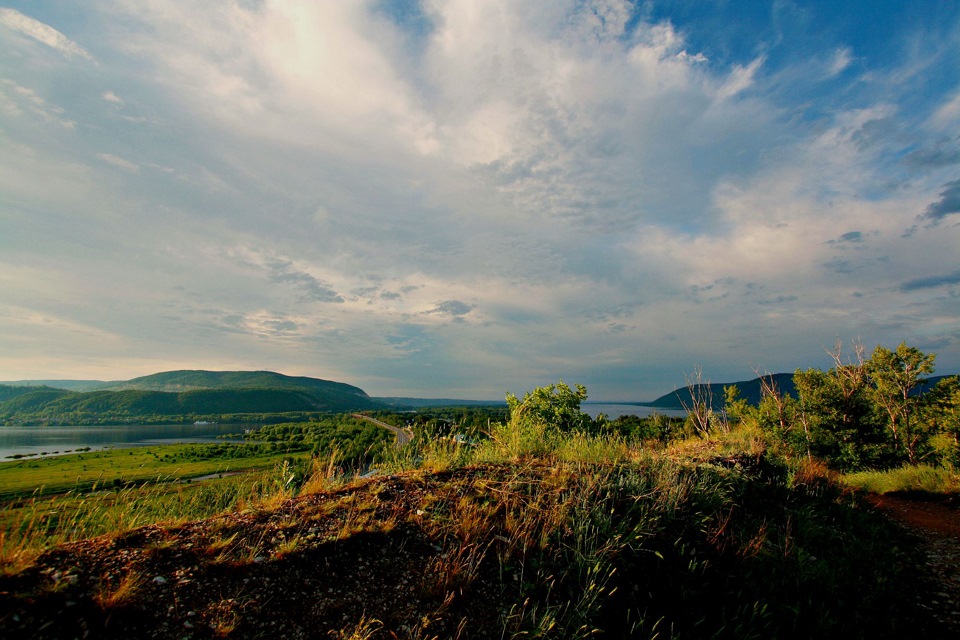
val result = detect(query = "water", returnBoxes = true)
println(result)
[581,404,687,420]
[0,423,249,460]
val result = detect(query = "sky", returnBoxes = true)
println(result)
[1,1,958,401]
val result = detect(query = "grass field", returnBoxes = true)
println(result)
[0,443,321,570]
[0,443,309,500]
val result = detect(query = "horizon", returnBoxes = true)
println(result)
[2,2,958,399]
[3,366,958,405]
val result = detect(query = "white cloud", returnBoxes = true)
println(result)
[928,90,960,132]
[0,8,93,60]
[826,46,853,77]
[102,91,124,104]
[1,1,958,396]
[715,56,766,101]
[0,79,76,128]
[96,153,140,173]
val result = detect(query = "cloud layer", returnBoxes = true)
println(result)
[1,1,958,398]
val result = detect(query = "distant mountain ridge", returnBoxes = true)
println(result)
[0,380,117,392]
[0,370,381,424]
[646,373,958,410]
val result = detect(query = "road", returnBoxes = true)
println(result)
[352,414,414,446]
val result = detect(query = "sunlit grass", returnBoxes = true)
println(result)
[0,444,308,499]
[842,464,960,494]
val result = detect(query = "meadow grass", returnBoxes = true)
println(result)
[841,464,960,494]
[0,444,308,499]
[0,444,317,572]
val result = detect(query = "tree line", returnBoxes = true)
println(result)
[725,341,959,470]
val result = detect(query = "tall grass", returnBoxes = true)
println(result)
[842,464,960,494]
[0,451,351,573]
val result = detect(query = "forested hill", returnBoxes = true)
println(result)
[105,370,369,399]
[648,373,957,410]
[0,370,382,424]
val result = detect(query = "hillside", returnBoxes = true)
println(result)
[105,370,368,398]
[0,371,383,424]
[0,452,947,638]
[0,385,69,404]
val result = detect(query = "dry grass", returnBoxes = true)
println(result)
[94,570,143,609]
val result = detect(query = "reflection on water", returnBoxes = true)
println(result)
[0,424,249,460]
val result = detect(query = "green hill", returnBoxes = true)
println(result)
[105,370,365,396]
[0,385,70,405]
[0,371,383,424]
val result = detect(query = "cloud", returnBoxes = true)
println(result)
[929,91,960,130]
[902,138,960,169]
[826,46,853,77]
[831,231,864,244]
[102,91,124,105]
[900,271,960,292]
[715,56,766,101]
[922,179,960,221]
[0,80,76,128]
[2,2,960,397]
[96,153,140,173]
[261,258,344,304]
[0,8,93,60]
[430,300,474,317]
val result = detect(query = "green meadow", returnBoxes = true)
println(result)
[0,443,308,500]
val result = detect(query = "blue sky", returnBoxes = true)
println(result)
[1,1,958,400]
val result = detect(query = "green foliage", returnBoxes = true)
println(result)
[245,416,391,466]
[505,380,591,432]
[475,381,593,461]
[0,389,379,425]
[606,412,684,443]
[866,343,937,463]
[733,342,959,472]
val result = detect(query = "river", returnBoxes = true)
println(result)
[0,423,249,461]
[581,404,687,419]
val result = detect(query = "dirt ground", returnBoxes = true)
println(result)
[866,492,960,635]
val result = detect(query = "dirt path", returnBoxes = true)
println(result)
[867,493,960,634]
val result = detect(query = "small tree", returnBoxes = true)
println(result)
[505,380,590,433]
[490,381,592,459]
[866,343,936,464]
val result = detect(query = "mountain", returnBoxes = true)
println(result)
[0,385,71,405]
[647,373,958,410]
[0,380,117,392]
[103,369,370,401]
[0,370,383,424]
[646,374,796,410]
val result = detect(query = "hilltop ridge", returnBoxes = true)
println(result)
[0,370,382,424]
